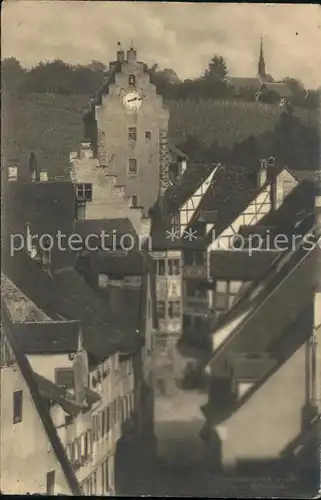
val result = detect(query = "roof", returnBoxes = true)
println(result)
[3,181,76,270]
[1,273,80,354]
[250,179,315,232]
[10,322,80,354]
[168,139,188,160]
[89,248,152,276]
[230,353,277,381]
[209,250,279,281]
[2,301,82,495]
[75,248,159,335]
[227,77,262,92]
[33,373,84,416]
[3,252,143,363]
[84,62,121,115]
[207,241,315,378]
[203,305,313,426]
[73,218,138,248]
[259,82,293,98]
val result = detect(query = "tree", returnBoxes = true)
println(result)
[200,55,230,98]
[282,77,306,106]
[204,55,228,82]
[1,57,26,93]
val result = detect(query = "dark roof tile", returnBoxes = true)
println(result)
[33,373,84,416]
[11,321,80,354]
[210,250,279,281]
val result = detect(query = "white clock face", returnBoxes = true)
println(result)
[123,91,143,111]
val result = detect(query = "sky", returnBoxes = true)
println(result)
[2,1,321,89]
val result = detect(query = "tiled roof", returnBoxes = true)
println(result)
[84,62,121,114]
[247,179,315,233]
[90,248,152,276]
[209,250,279,281]
[208,242,315,378]
[227,77,262,92]
[11,322,80,354]
[230,353,277,381]
[203,305,313,426]
[33,373,84,416]
[1,273,80,354]
[73,218,138,248]
[2,301,82,495]
[3,181,76,270]
[168,139,188,160]
[260,82,293,98]
[75,248,158,336]
[162,162,218,213]
[4,254,143,363]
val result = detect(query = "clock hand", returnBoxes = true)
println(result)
[127,97,143,102]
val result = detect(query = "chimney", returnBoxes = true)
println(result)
[80,141,93,160]
[117,51,125,63]
[258,158,268,187]
[180,159,187,176]
[8,165,18,182]
[127,48,137,63]
[69,151,78,163]
[116,41,125,63]
[29,152,39,182]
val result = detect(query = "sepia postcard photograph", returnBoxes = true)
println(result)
[1,0,321,497]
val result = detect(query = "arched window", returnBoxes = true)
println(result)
[128,74,136,86]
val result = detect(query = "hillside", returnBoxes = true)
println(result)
[2,92,319,179]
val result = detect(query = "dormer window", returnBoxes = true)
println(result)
[128,74,136,86]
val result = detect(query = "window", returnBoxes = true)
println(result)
[131,195,138,208]
[145,131,151,140]
[77,183,92,201]
[46,470,55,495]
[128,127,137,141]
[128,158,138,176]
[157,301,165,319]
[172,212,180,232]
[168,301,180,318]
[168,259,180,276]
[157,259,165,276]
[13,390,23,424]
[101,410,105,437]
[84,432,89,459]
[147,298,151,318]
[92,471,97,495]
[101,462,105,494]
[128,74,136,86]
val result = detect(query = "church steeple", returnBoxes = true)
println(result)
[258,37,266,81]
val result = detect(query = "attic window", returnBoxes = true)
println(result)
[128,74,136,86]
[145,131,151,140]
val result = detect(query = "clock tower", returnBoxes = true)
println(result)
[83,46,170,216]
